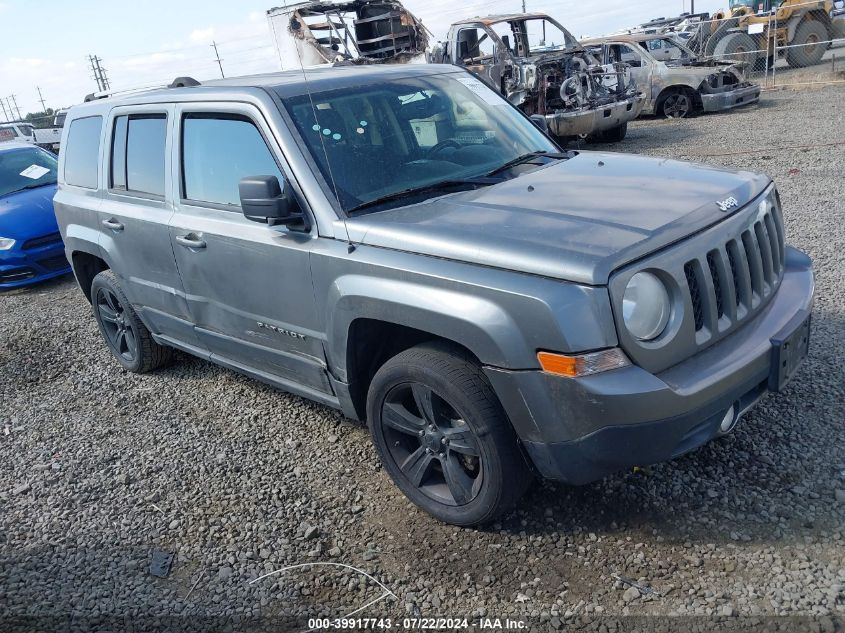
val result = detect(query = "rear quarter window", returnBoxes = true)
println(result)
[64,116,103,189]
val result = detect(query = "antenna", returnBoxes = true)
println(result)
[277,0,343,225]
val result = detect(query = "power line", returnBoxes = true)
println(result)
[88,55,111,92]
[211,41,225,78]
[37,86,47,112]
[9,95,22,119]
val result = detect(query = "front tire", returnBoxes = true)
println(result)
[90,270,173,373]
[590,122,628,143]
[367,343,532,526]
[657,89,694,119]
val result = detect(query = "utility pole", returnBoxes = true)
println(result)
[0,98,9,122]
[690,0,695,13]
[521,0,526,12]
[37,86,47,112]
[211,41,225,78]
[9,94,22,120]
[88,55,111,92]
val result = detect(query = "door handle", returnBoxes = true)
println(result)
[175,233,207,249]
[102,218,124,231]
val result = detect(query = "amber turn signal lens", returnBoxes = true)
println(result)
[537,349,630,378]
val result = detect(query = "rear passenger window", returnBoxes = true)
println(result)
[64,116,103,189]
[181,114,282,207]
[110,114,167,197]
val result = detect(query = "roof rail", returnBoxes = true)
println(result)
[82,76,202,103]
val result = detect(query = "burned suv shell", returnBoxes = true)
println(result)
[583,34,760,118]
[434,13,644,140]
[267,0,429,69]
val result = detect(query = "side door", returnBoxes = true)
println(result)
[97,105,204,351]
[168,103,331,395]
[613,43,654,101]
[453,26,503,92]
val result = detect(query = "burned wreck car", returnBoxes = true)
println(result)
[432,13,644,142]
[582,34,760,118]
[267,0,429,70]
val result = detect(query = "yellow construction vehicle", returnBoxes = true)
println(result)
[687,0,836,69]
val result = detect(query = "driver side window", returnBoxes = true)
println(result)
[615,44,644,68]
[457,28,495,64]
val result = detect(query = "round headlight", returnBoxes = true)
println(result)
[623,272,671,341]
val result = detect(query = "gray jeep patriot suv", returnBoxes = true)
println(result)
[55,65,814,526]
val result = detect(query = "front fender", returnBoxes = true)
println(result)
[326,275,529,382]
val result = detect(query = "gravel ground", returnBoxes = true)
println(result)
[1,84,844,632]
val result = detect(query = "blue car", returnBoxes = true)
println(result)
[0,142,71,289]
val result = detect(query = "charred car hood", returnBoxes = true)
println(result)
[344,152,770,285]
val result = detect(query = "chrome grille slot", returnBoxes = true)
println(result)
[726,240,745,308]
[764,212,781,275]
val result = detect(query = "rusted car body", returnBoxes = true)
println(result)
[433,13,644,140]
[582,33,760,118]
[266,0,429,70]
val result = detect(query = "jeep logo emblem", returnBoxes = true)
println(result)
[716,197,739,212]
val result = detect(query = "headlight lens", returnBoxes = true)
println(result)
[623,272,671,341]
[0,237,16,250]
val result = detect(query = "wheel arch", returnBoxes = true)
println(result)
[70,249,109,303]
[655,84,701,115]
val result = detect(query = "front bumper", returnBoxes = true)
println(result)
[485,247,814,485]
[701,83,761,113]
[0,241,71,289]
[544,94,644,138]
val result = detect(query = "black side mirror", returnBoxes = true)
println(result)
[530,115,549,134]
[239,175,307,229]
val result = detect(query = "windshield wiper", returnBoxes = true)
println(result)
[347,176,499,215]
[483,151,570,178]
[5,181,54,195]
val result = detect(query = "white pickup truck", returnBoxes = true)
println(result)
[0,111,66,153]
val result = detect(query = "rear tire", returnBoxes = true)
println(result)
[786,20,828,68]
[366,342,532,526]
[90,270,173,373]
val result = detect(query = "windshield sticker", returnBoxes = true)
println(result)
[20,165,51,180]
[454,76,505,106]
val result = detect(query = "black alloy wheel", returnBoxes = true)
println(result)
[95,286,139,363]
[381,382,483,506]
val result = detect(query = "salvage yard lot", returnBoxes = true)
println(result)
[1,84,844,629]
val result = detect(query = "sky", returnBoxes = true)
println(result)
[0,0,723,119]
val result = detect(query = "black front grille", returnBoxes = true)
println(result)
[22,232,62,250]
[682,199,786,336]
[37,255,69,271]
[684,261,705,331]
[0,267,35,283]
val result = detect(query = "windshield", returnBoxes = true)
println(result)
[0,147,58,197]
[281,73,556,213]
[520,18,579,54]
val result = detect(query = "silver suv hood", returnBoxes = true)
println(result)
[343,151,771,285]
